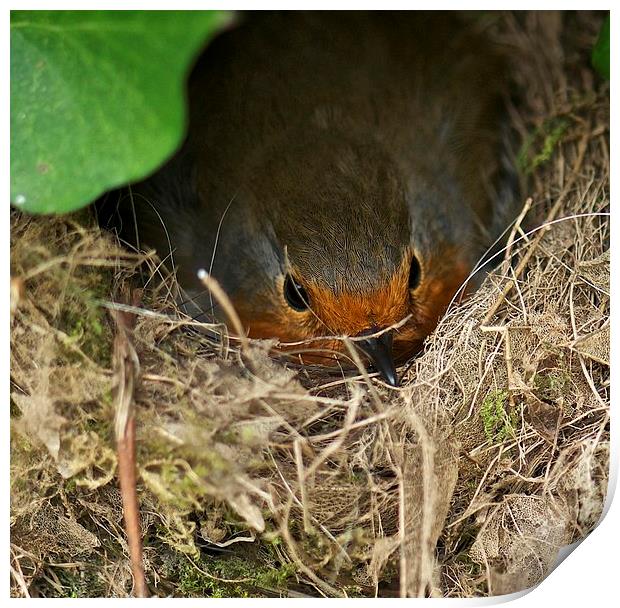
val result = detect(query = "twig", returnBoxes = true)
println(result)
[111,290,148,598]
[197,270,249,351]
[481,129,590,326]
[10,546,31,598]
[116,418,148,597]
[503,197,533,264]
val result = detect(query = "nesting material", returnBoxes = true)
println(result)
[10,11,608,598]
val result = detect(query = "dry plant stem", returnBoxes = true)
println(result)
[293,439,311,533]
[112,292,148,598]
[10,546,31,599]
[343,340,418,597]
[343,338,389,414]
[117,417,148,598]
[301,397,359,480]
[277,497,344,598]
[401,406,437,598]
[569,282,608,409]
[268,452,351,563]
[503,197,533,265]
[480,325,517,410]
[198,271,249,350]
[10,564,30,599]
[481,129,590,326]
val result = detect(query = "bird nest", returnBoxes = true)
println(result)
[10,11,609,598]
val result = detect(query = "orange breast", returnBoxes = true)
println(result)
[232,250,472,368]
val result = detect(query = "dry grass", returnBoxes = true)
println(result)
[10,11,609,598]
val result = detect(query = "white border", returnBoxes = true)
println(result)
[5,5,616,606]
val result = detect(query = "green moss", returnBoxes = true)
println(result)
[64,478,78,494]
[176,559,245,597]
[101,388,113,406]
[161,549,295,598]
[480,390,517,443]
[343,584,365,597]
[58,283,112,365]
[534,370,571,402]
[36,561,109,598]
[84,414,113,442]
[10,397,21,418]
[238,425,258,444]
[255,562,297,589]
[148,462,209,511]
[517,118,569,174]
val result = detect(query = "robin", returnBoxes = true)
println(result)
[104,12,517,386]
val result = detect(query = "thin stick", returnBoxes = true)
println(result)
[503,197,533,264]
[117,417,148,598]
[481,130,590,326]
[197,270,249,351]
[10,546,31,598]
[111,291,148,598]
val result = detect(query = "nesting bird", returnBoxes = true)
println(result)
[107,12,517,385]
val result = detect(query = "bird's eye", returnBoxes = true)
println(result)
[284,274,310,311]
[408,254,421,290]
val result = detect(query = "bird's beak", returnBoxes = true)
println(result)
[358,331,399,387]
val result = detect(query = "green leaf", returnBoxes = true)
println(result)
[592,14,610,80]
[11,10,231,214]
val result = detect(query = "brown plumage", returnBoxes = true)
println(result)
[105,11,518,385]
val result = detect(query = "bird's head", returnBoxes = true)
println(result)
[206,133,476,385]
